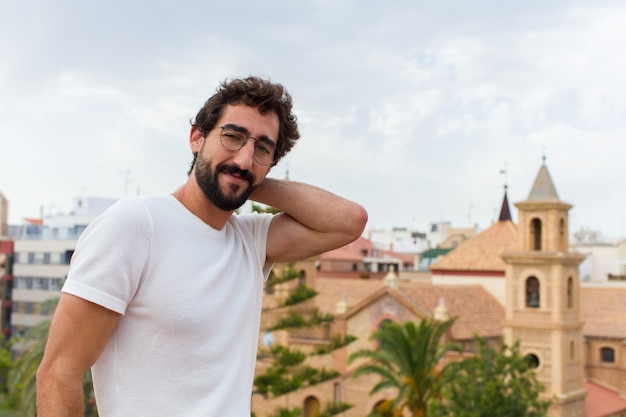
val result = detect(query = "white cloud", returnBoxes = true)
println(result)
[1,0,626,240]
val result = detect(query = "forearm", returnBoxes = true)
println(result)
[36,366,85,417]
[36,294,119,417]
[252,178,366,235]
[251,178,367,263]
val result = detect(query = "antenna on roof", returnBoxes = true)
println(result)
[499,162,508,188]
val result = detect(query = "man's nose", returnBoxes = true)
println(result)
[231,139,255,169]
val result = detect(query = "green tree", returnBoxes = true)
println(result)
[349,318,461,417]
[429,337,551,417]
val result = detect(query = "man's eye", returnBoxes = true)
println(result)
[224,133,243,142]
[255,143,272,155]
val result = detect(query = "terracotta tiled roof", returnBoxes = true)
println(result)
[581,287,626,338]
[431,220,518,272]
[314,277,504,341]
[315,276,384,314]
[320,236,372,262]
[398,283,504,340]
[379,249,414,263]
[319,246,363,262]
[584,380,626,417]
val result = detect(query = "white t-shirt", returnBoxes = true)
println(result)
[62,194,274,417]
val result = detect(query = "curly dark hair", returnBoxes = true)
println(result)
[188,76,300,174]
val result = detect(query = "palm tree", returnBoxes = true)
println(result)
[4,297,99,417]
[8,319,50,417]
[349,318,461,417]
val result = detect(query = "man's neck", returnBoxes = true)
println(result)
[172,181,232,230]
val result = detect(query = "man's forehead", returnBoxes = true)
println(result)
[219,104,279,138]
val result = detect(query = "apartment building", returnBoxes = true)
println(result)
[10,196,116,336]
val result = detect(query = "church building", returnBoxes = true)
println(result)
[252,160,626,417]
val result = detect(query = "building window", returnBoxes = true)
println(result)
[559,218,566,251]
[570,341,575,360]
[50,252,64,264]
[531,218,542,250]
[33,252,46,264]
[16,277,28,289]
[525,277,540,308]
[333,382,341,404]
[600,347,615,364]
[33,278,44,290]
[25,302,34,314]
[525,353,540,369]
[50,278,64,291]
[567,277,573,309]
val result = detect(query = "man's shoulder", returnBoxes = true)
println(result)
[110,194,174,212]
[227,211,275,239]
[92,194,173,226]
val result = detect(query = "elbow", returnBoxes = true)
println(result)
[36,362,52,409]
[36,359,59,399]
[348,203,368,241]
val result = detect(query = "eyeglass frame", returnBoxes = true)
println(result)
[215,124,278,166]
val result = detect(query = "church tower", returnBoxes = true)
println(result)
[501,159,586,417]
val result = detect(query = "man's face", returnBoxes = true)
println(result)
[193,104,279,211]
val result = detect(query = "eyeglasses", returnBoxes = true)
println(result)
[218,125,277,166]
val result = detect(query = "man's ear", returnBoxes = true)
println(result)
[190,126,205,153]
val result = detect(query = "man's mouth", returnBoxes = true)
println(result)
[219,164,254,185]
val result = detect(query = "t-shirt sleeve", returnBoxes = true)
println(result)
[62,198,152,314]
[234,212,275,279]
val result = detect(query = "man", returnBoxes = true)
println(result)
[36,76,368,416]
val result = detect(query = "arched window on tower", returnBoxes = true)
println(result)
[567,277,574,309]
[525,353,540,369]
[530,218,542,250]
[559,218,566,251]
[526,277,540,308]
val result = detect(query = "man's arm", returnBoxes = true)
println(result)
[250,178,368,263]
[36,293,120,417]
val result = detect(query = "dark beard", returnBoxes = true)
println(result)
[194,156,256,211]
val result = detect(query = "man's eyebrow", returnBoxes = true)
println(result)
[223,123,276,147]
[222,123,248,134]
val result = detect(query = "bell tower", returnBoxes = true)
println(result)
[502,159,586,417]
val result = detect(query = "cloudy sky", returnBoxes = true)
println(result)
[1,0,625,240]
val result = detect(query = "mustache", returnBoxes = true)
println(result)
[218,164,255,184]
